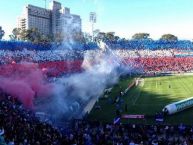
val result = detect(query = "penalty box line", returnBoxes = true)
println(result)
[132,87,142,105]
[132,79,145,105]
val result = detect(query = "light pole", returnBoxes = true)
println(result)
[89,12,96,41]
[43,0,47,9]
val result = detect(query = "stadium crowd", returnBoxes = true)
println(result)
[0,94,193,145]
[0,94,62,145]
[1,40,193,51]
[132,57,193,73]
[0,39,193,64]
[1,49,193,77]
[1,41,193,144]
[0,49,84,64]
[0,49,183,64]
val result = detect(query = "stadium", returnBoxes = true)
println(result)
[1,0,193,145]
[1,39,193,144]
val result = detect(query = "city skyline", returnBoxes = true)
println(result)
[0,0,193,40]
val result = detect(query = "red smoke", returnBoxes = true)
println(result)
[0,63,52,108]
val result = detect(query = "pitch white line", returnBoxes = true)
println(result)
[132,88,142,105]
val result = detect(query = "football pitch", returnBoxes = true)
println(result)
[88,75,193,125]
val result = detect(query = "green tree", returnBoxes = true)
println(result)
[25,28,42,43]
[9,28,22,40]
[0,26,5,40]
[95,32,105,42]
[114,36,120,41]
[105,32,115,41]
[9,27,53,43]
[160,34,178,41]
[132,33,150,40]
[40,34,53,43]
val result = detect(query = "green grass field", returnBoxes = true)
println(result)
[88,75,193,125]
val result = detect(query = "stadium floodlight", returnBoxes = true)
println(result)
[40,0,47,9]
[89,12,97,41]
[43,0,50,9]
[90,12,96,23]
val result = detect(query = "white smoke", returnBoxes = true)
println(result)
[35,42,133,122]
[34,4,132,121]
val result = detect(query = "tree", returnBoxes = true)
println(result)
[9,28,22,40]
[83,32,92,43]
[132,33,150,40]
[25,28,42,43]
[40,34,53,43]
[114,36,120,41]
[105,32,115,41]
[9,27,53,43]
[0,26,5,40]
[160,34,178,41]
[30,28,51,43]
[95,31,117,42]
[95,32,105,42]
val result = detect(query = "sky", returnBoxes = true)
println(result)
[0,0,193,40]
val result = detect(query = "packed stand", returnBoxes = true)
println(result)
[0,49,85,64]
[130,57,193,73]
[1,40,193,77]
[0,94,63,145]
[1,94,193,145]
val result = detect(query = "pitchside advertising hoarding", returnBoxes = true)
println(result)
[122,114,145,119]
[175,98,193,111]
[163,96,193,114]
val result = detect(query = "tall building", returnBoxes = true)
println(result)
[17,1,81,38]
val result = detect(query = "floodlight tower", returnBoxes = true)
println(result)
[43,0,47,9]
[89,12,96,41]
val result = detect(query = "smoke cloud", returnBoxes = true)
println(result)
[0,44,133,121]
[35,43,132,121]
[0,62,52,108]
[0,8,134,122]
